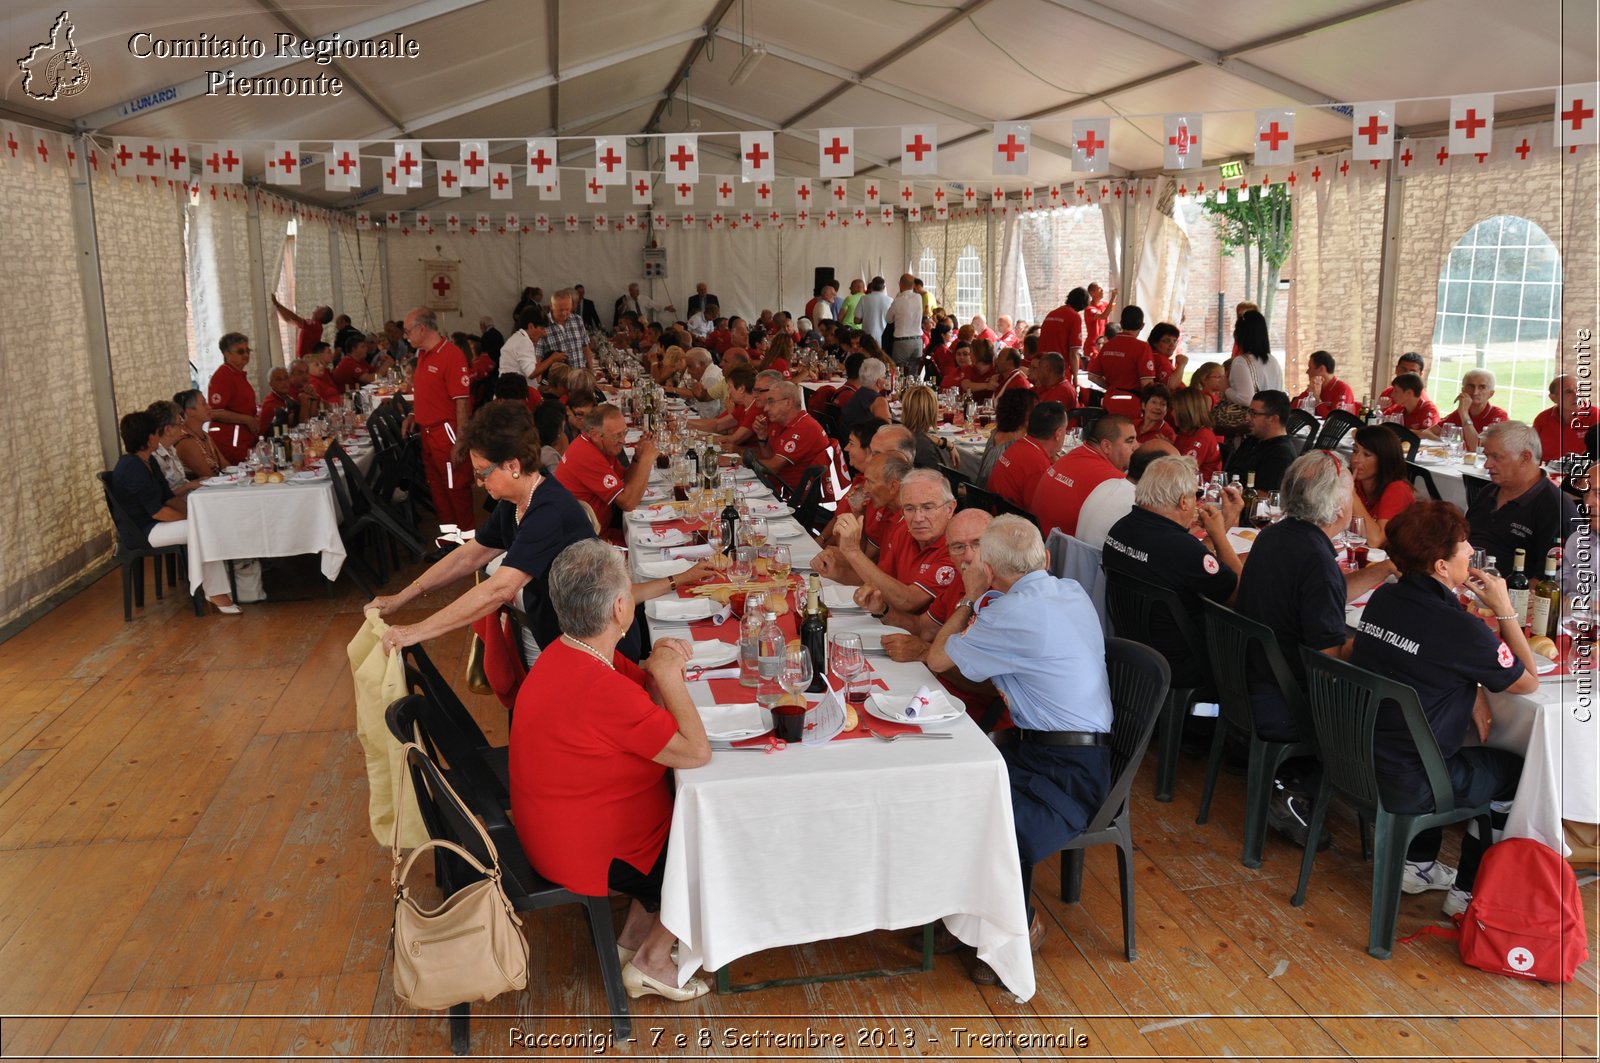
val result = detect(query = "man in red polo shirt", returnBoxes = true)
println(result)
[1087,306,1156,412]
[992,347,1033,402]
[1428,367,1507,450]
[814,468,958,619]
[555,404,657,532]
[1029,352,1078,409]
[987,402,1070,508]
[405,307,476,531]
[270,294,331,360]
[207,331,258,463]
[1029,414,1138,538]
[1389,373,1441,432]
[1083,283,1117,351]
[1532,374,1596,459]
[257,367,299,434]
[332,335,385,392]
[750,381,829,493]
[1039,288,1088,375]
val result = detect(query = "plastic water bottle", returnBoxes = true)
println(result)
[738,610,763,688]
[755,610,786,708]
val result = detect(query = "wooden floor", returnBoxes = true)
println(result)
[1,559,1595,1062]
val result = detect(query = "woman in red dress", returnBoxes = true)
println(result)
[1349,425,1416,549]
[511,539,712,1001]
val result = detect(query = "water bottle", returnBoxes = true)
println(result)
[755,610,786,707]
[738,610,763,688]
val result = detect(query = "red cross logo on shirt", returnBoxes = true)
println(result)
[1076,127,1105,158]
[669,144,695,171]
[822,137,850,165]
[529,147,552,172]
[1357,115,1389,145]
[744,141,769,170]
[1455,108,1488,139]
[996,134,1025,162]
[431,275,452,297]
[904,134,932,160]
[1259,121,1289,151]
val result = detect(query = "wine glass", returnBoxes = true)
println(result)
[1250,496,1273,529]
[780,645,813,699]
[730,546,755,583]
[768,544,792,582]
[1266,490,1283,523]
[1346,516,1368,565]
[829,632,867,704]
[743,516,769,549]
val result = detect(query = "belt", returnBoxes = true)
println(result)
[1017,729,1108,747]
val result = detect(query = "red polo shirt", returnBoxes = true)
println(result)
[257,389,296,434]
[878,522,959,605]
[861,499,904,551]
[1442,403,1508,433]
[413,339,471,427]
[1089,334,1156,395]
[554,434,627,529]
[332,356,370,393]
[768,411,829,490]
[305,370,341,408]
[986,436,1053,508]
[1034,380,1078,410]
[1400,396,1441,432]
[1534,404,1597,458]
[1294,377,1357,417]
[207,362,257,462]
[1029,444,1125,538]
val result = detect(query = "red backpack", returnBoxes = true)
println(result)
[1456,838,1588,983]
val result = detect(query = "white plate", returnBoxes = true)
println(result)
[1535,657,1559,675]
[201,475,236,488]
[769,520,807,540]
[697,702,769,740]
[645,597,718,622]
[637,557,696,579]
[744,501,792,518]
[289,470,325,482]
[627,505,682,524]
[688,639,739,667]
[852,624,900,654]
[737,482,774,498]
[866,688,964,725]
[933,424,964,436]
[820,584,864,611]
[637,527,692,547]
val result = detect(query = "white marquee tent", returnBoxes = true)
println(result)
[0,0,1594,628]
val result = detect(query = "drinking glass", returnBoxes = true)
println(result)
[1250,497,1273,529]
[730,546,755,583]
[743,516,769,549]
[768,544,792,582]
[780,645,813,699]
[1346,516,1368,567]
[829,633,868,704]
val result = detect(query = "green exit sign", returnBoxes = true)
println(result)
[1218,160,1244,180]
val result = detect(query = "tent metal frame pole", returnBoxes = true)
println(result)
[379,229,393,324]
[245,189,274,392]
[1372,163,1406,402]
[69,134,121,470]
[329,221,344,321]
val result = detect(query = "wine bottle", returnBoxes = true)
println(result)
[1239,472,1257,528]
[1530,553,1562,638]
[801,573,829,693]
[1507,548,1531,629]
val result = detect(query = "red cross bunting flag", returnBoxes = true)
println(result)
[715,178,736,207]
[323,141,360,191]
[538,171,561,200]
[436,161,462,197]
[899,125,938,175]
[533,212,550,232]
[1449,94,1494,156]
[266,141,301,185]
[525,137,557,185]
[708,211,724,230]
[393,140,422,188]
[380,159,403,194]
[897,181,917,206]
[793,178,812,208]
[201,143,245,184]
[356,211,370,230]
[504,212,520,230]
[1350,102,1395,161]
[991,122,1030,176]
[753,180,773,205]
[475,212,491,231]
[652,212,667,228]
[1254,109,1295,166]
[863,181,881,206]
[664,134,699,183]
[934,203,948,220]
[1071,118,1110,174]
[592,213,608,231]
[673,180,695,206]
[880,205,894,224]
[446,213,461,234]
[592,135,627,185]
[623,212,640,231]
[829,180,849,206]
[487,163,513,199]
[624,171,648,205]
[1555,83,1599,148]
[818,127,855,178]
[740,131,775,181]
[1163,115,1203,170]
[681,212,697,229]
[584,170,608,203]
[563,213,578,232]
[1,124,23,163]
[415,211,432,232]
[908,203,923,222]
[115,137,164,178]
[457,140,488,187]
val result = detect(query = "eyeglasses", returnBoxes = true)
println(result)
[472,462,501,483]
[1247,408,1269,418]
[901,501,954,515]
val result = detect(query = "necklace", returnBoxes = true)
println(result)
[562,634,614,670]
[182,423,223,475]
[513,473,543,523]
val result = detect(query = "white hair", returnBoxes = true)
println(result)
[1134,455,1200,510]
[548,540,628,638]
[1485,420,1541,463]
[858,357,887,389]
[1281,450,1353,526]
[979,515,1047,578]
[900,467,952,502]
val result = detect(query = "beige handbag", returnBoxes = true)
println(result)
[390,744,529,1011]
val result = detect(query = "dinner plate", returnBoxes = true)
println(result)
[933,424,964,436]
[627,505,682,524]
[697,702,769,740]
[645,597,719,621]
[201,475,236,488]
[289,470,326,482]
[687,639,739,667]
[769,520,807,540]
[852,625,900,654]
[820,584,865,611]
[636,526,693,547]
[744,501,792,518]
[637,557,696,579]
[737,482,774,498]
[865,689,964,725]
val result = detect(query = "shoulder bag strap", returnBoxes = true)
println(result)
[391,741,505,891]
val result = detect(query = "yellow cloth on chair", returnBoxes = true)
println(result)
[348,609,428,849]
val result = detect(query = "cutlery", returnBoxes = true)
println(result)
[865,728,954,742]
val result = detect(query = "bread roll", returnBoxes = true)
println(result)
[1530,635,1558,660]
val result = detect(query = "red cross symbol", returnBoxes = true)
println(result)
[1515,138,1532,160]
[1195,181,1206,195]
[996,134,1026,162]
[712,212,724,224]
[669,144,695,171]
[1168,126,1197,154]
[385,164,399,186]
[965,187,977,202]
[462,149,486,174]
[1049,186,1061,201]
[276,149,297,174]
[1259,121,1289,151]
[1435,146,1450,165]
[36,139,50,164]
[1356,115,1389,145]
[335,150,358,175]
[493,170,510,191]
[588,176,603,195]
[1454,108,1487,140]
[448,214,460,226]
[1474,152,1489,163]
[529,148,553,172]
[865,184,878,200]
[565,215,576,226]
[900,185,914,203]
[1338,159,1350,176]
[165,144,190,170]
[626,214,638,226]
[497,225,506,234]
[719,181,733,198]
[744,141,769,169]
[208,185,216,199]
[1368,159,1380,169]
[1400,147,1414,166]
[796,183,812,201]
[635,177,650,198]
[1310,166,1321,182]
[825,209,837,222]
[933,186,946,201]
[741,211,752,224]
[1076,128,1105,158]
[1286,170,1297,185]
[387,212,400,225]
[66,143,75,165]
[5,132,19,157]
[398,150,418,176]
[904,134,932,161]
[441,168,459,188]
[797,209,808,222]
[1562,97,1595,131]
[1023,187,1034,201]
[597,147,622,172]
[832,184,847,202]
[823,137,850,165]
[769,210,781,222]
[757,183,771,198]
[431,275,452,297]
[139,143,163,168]
[1178,184,1188,196]
[1112,185,1121,199]
[677,183,692,198]
[853,208,865,221]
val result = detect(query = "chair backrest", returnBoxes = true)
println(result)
[1068,406,1106,434]
[1406,461,1443,501]
[993,493,1040,528]
[1086,637,1171,832]
[1462,471,1491,509]
[962,481,1001,515]
[400,643,501,764]
[323,441,369,521]
[1046,530,1108,632]
[1310,409,1363,451]
[1388,424,1421,462]
[394,734,537,897]
[96,470,145,551]
[1202,598,1310,740]
[1103,568,1211,683]
[934,463,971,508]
[1298,649,1458,816]
[1286,410,1319,453]
[790,465,829,533]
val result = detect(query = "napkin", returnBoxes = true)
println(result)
[902,685,938,719]
[688,666,742,680]
[646,597,715,620]
[640,526,692,546]
[664,543,714,561]
[638,557,695,579]
[696,702,767,739]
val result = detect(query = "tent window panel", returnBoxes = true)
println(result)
[954,244,982,321]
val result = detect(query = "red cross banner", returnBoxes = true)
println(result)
[990,186,1006,213]
[424,259,459,311]
[630,172,652,206]
[564,214,579,232]
[381,158,404,195]
[200,142,245,184]
[991,122,1030,176]
[356,211,370,231]
[740,131,775,181]
[1555,83,1599,148]
[708,211,724,230]
[592,136,627,185]
[584,170,608,203]
[504,212,520,231]
[899,124,938,175]
[1163,114,1203,170]
[458,140,489,187]
[436,161,462,198]
[115,137,164,178]
[863,181,880,206]
[2,124,23,165]
[829,180,850,207]
[818,127,855,178]
[474,212,491,232]
[652,212,667,229]
[880,205,894,224]
[793,209,807,229]
[1350,102,1395,161]
[265,141,301,186]
[415,211,432,232]
[395,140,423,188]
[934,203,948,220]
[1448,94,1494,156]
[538,171,562,201]
[525,137,557,185]
[715,179,736,207]
[907,204,923,222]
[592,213,608,231]
[793,178,813,209]
[673,180,695,206]
[664,134,699,183]
[681,212,697,229]
[1071,118,1110,174]
[323,140,360,192]
[897,181,917,207]
[534,213,550,232]
[1254,109,1295,167]
[489,163,513,200]
[753,181,773,205]
[445,213,461,234]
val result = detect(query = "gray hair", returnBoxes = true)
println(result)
[1134,455,1200,510]
[858,357,888,389]
[583,403,622,434]
[686,347,713,367]
[873,424,916,462]
[900,467,953,502]
[1462,367,1497,390]
[980,514,1048,578]
[551,287,578,307]
[755,369,786,387]
[878,452,914,484]
[548,540,629,639]
[769,380,802,406]
[1484,420,1541,463]
[565,368,597,395]
[1280,450,1354,526]
[407,307,439,332]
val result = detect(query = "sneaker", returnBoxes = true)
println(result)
[1401,859,1458,894]
[1267,786,1332,851]
[1442,887,1472,917]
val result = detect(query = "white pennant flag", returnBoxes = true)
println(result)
[768,209,782,225]
[1555,83,1600,147]
[664,134,699,183]
[793,178,813,209]
[459,140,490,187]
[1162,114,1203,170]
[681,212,696,229]
[897,181,917,208]
[534,213,550,232]
[437,161,462,197]
[652,212,667,229]
[829,180,849,207]
[817,127,855,178]
[414,211,432,232]
[385,211,401,228]
[539,172,562,201]
[708,210,725,230]
[505,212,520,231]
[794,208,808,229]
[1254,110,1295,167]
[715,177,736,207]
[934,203,948,220]
[593,213,608,231]
[593,135,627,184]
[930,185,949,209]
[899,124,937,175]
[161,140,188,177]
[201,143,245,184]
[526,138,557,184]
[740,131,775,181]
[356,211,371,231]
[474,212,491,232]
[863,180,883,206]
[850,205,868,225]
[1449,94,1494,156]
[564,213,579,232]
[395,140,423,188]
[114,137,162,177]
[489,163,513,200]
[1351,102,1396,161]
[908,204,922,222]
[584,170,607,203]
[673,180,695,206]
[1071,118,1110,174]
[265,142,301,185]
[991,123,1030,176]
[445,211,461,234]
[880,205,894,224]
[29,132,57,168]
[630,171,652,205]
[325,141,360,191]
[623,211,641,231]
[381,158,404,195]
[753,180,773,205]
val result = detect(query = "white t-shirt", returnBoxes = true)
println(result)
[888,290,923,339]
[687,313,713,339]
[499,329,542,380]
[1072,479,1136,550]
[857,292,892,339]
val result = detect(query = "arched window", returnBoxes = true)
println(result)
[954,244,982,321]
[917,248,937,305]
[1430,215,1561,422]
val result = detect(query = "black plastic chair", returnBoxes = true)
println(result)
[392,733,631,1053]
[327,441,430,577]
[1311,410,1363,451]
[396,644,510,806]
[1198,600,1319,867]
[1285,410,1319,453]
[1290,651,1494,959]
[1406,461,1443,501]
[935,463,973,508]
[1384,423,1421,462]
[785,465,828,534]
[97,471,204,621]
[1068,406,1106,434]
[1462,470,1491,509]
[1103,569,1212,802]
[1056,637,1170,961]
[993,493,1041,528]
[963,481,1001,514]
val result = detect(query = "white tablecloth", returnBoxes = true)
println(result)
[1486,673,1599,854]
[1409,454,1490,510]
[186,478,346,589]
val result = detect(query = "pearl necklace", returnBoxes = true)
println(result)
[562,634,614,670]
[513,473,543,524]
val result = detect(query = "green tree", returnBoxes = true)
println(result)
[1201,184,1293,323]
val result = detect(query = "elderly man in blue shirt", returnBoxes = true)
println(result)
[927,514,1113,987]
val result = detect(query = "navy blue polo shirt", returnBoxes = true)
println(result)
[1466,475,1578,576]
[474,476,596,648]
[1102,505,1236,686]
[109,452,173,549]
[1236,517,1347,686]
[1350,572,1525,779]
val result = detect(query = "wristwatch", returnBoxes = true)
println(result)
[956,598,976,612]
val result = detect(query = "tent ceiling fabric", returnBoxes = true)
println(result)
[3,0,1592,208]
